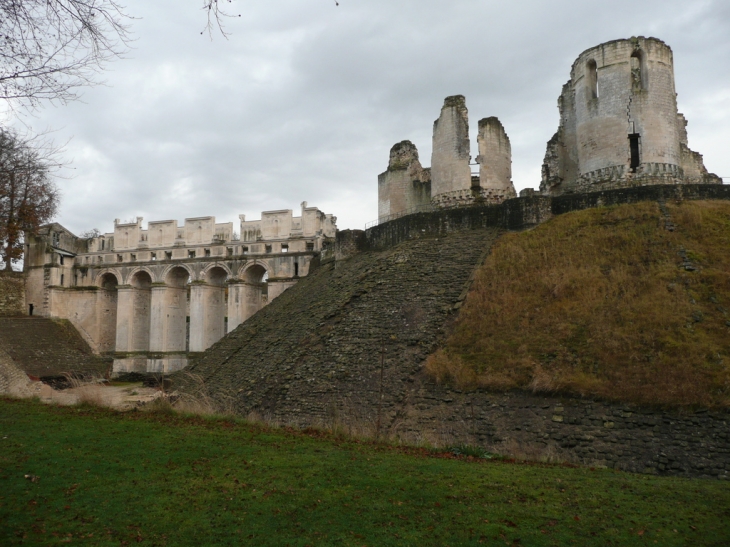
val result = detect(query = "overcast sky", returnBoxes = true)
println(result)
[10,0,730,234]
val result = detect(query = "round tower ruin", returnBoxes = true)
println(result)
[541,37,720,195]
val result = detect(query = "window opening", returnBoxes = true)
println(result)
[306,242,314,252]
[117,254,123,263]
[242,246,249,254]
[60,274,64,286]
[101,239,105,251]
[52,232,60,246]
[227,247,233,257]
[130,254,136,262]
[629,133,641,173]
[294,262,299,277]
[151,252,157,261]
[587,60,598,99]
[59,255,64,265]
[188,250,196,259]
[281,244,289,253]
[265,244,272,254]
[165,251,172,260]
[204,248,211,257]
[630,50,644,91]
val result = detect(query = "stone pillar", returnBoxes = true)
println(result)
[149,285,187,352]
[115,286,135,352]
[476,117,517,202]
[189,283,226,352]
[226,281,266,333]
[431,95,472,205]
[227,281,246,333]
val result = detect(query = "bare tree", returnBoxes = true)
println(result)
[0,0,132,110]
[0,127,60,269]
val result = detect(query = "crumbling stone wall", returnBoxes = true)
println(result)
[377,141,431,222]
[400,386,730,480]
[541,37,721,195]
[0,272,26,316]
[476,117,516,202]
[431,95,472,205]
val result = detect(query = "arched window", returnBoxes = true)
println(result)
[587,60,598,99]
[630,50,645,91]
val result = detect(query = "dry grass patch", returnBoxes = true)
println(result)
[427,200,730,407]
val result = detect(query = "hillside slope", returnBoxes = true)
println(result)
[0,317,112,379]
[427,200,730,407]
[178,227,502,423]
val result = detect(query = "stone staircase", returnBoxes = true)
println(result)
[0,317,112,379]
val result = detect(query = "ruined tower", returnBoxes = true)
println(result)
[541,37,720,195]
[377,141,431,223]
[377,96,516,220]
[430,95,473,206]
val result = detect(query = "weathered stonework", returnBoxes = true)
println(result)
[431,95,472,203]
[0,272,26,316]
[477,117,516,201]
[24,203,336,375]
[180,184,730,478]
[540,37,721,195]
[377,141,431,223]
[376,97,517,222]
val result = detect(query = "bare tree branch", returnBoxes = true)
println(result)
[0,0,132,111]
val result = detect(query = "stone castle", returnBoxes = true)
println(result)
[17,37,723,377]
[377,36,719,224]
[23,203,336,374]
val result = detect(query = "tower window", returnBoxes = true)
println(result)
[629,133,641,173]
[630,50,645,91]
[587,60,598,99]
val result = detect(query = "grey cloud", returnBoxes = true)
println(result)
[12,0,730,235]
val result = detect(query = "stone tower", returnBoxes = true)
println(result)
[476,117,517,202]
[541,37,720,195]
[377,141,431,223]
[430,95,473,206]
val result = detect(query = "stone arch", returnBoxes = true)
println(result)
[202,263,232,286]
[160,264,194,287]
[240,262,269,283]
[126,267,154,287]
[94,268,122,288]
[165,265,191,288]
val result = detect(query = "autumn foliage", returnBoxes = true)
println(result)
[0,128,60,270]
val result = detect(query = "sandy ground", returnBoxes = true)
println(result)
[34,381,163,409]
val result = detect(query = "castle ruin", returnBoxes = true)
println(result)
[23,203,336,374]
[540,37,720,194]
[377,96,517,223]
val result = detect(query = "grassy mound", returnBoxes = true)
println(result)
[426,200,730,407]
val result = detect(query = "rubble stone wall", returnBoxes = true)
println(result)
[0,272,26,316]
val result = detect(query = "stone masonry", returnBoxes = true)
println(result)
[377,96,517,223]
[540,37,721,195]
[24,202,336,375]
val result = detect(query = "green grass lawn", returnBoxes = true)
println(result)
[1,398,728,546]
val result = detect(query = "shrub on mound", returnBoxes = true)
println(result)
[427,200,730,407]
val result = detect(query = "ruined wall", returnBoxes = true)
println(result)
[0,272,26,316]
[377,141,431,222]
[476,117,516,202]
[179,188,730,478]
[541,37,720,195]
[430,95,472,206]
